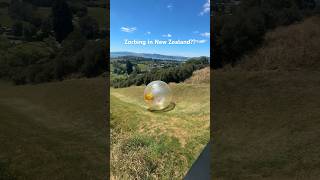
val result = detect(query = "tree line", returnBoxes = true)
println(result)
[6,0,105,42]
[0,0,107,85]
[111,57,209,88]
[0,34,107,85]
[213,0,319,68]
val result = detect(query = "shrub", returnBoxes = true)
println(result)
[79,16,99,39]
[79,40,107,77]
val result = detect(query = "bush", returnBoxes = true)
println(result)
[12,21,23,36]
[8,0,35,22]
[39,17,53,39]
[0,29,107,85]
[22,22,37,41]
[61,29,87,56]
[0,2,9,8]
[70,2,88,17]
[79,16,99,39]
[79,40,107,77]
[0,41,55,84]
[24,0,53,7]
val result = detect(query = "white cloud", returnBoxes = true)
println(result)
[167,4,173,10]
[200,32,210,38]
[194,39,207,44]
[120,26,137,33]
[162,33,172,38]
[199,0,210,16]
[146,31,151,35]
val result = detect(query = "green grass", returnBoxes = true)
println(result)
[110,82,210,179]
[0,78,107,179]
[212,71,320,179]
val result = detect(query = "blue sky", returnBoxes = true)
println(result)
[110,0,210,57]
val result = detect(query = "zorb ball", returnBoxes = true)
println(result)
[144,81,172,110]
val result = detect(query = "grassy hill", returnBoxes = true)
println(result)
[110,82,210,179]
[238,16,320,71]
[0,78,107,179]
[185,67,210,84]
[213,16,320,179]
[213,71,320,179]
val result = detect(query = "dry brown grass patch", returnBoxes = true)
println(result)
[238,16,320,71]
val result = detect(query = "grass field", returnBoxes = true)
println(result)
[110,82,210,179]
[0,78,107,179]
[238,16,320,71]
[212,71,320,179]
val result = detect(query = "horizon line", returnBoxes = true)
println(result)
[110,51,210,58]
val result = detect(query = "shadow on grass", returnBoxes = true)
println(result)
[148,102,176,113]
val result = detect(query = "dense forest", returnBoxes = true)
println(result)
[0,0,107,85]
[213,0,320,68]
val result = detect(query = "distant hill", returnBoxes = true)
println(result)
[111,51,189,61]
[0,78,107,179]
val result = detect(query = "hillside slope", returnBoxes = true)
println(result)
[185,67,210,84]
[213,71,320,179]
[213,16,320,179]
[110,83,210,179]
[238,16,320,71]
[0,78,107,179]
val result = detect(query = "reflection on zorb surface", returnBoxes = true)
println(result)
[144,81,172,110]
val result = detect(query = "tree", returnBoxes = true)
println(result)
[41,16,53,38]
[12,21,23,36]
[61,28,87,56]
[8,0,20,19]
[52,0,73,43]
[126,60,133,74]
[79,40,107,77]
[70,2,88,17]
[24,0,53,7]
[8,0,34,22]
[79,16,99,39]
[23,22,37,41]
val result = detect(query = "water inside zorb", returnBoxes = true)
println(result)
[144,81,172,110]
